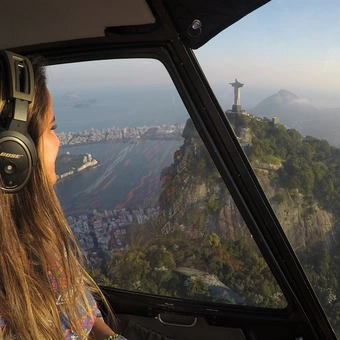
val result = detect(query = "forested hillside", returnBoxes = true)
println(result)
[91,115,340,335]
[231,113,340,334]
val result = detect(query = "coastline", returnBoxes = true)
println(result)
[59,135,184,149]
[56,162,102,184]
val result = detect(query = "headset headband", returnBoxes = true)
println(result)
[0,51,34,132]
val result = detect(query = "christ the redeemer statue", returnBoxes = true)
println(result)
[230,78,244,112]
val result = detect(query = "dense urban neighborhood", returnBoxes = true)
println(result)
[57,124,185,146]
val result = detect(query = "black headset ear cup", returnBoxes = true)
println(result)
[0,129,37,193]
[0,50,36,193]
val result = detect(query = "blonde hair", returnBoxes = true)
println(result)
[0,55,107,339]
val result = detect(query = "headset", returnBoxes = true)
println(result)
[0,50,37,193]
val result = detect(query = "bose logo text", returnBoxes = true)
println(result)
[0,152,23,159]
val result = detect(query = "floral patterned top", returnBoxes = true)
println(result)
[0,267,127,340]
[0,288,127,339]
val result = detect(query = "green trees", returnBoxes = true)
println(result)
[206,233,221,248]
[97,226,286,308]
[207,194,219,213]
[187,277,209,297]
[298,246,340,337]
[232,113,340,330]
[271,193,286,204]
[91,115,340,317]
[305,138,332,161]
[101,244,176,295]
[280,156,315,195]
[235,114,340,214]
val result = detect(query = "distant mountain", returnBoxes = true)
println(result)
[250,89,320,123]
[62,92,80,100]
[249,89,340,147]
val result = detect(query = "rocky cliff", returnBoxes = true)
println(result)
[249,163,334,249]
[159,118,335,251]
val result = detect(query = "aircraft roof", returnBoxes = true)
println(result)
[1,0,270,51]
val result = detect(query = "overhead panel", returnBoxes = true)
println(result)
[0,0,155,50]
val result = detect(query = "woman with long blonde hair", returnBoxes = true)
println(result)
[0,51,126,340]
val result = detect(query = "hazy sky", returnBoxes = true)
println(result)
[195,0,340,108]
[48,0,340,111]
